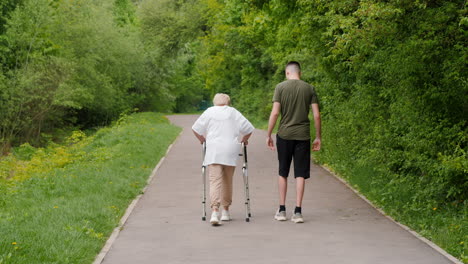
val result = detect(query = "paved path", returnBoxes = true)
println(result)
[101,115,454,264]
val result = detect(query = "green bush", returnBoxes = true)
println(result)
[196,0,467,205]
[0,0,206,152]
[193,0,467,261]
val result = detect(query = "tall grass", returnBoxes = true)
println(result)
[247,111,466,262]
[317,158,467,263]
[0,112,181,264]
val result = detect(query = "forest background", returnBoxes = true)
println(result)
[0,0,466,262]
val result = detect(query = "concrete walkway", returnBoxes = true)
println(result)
[101,115,455,264]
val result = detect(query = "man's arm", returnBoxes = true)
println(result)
[311,103,321,151]
[192,129,206,144]
[266,102,281,150]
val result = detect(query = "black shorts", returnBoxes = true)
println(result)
[276,135,311,179]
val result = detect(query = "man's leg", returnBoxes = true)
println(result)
[276,135,293,209]
[293,139,311,208]
[278,175,288,207]
[275,135,292,221]
[295,177,305,208]
[291,140,310,223]
[291,177,305,223]
[274,175,288,221]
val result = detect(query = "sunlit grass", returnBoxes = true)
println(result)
[0,112,181,264]
[320,162,467,263]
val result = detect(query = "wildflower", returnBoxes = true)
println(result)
[461,241,464,245]
[54,206,58,209]
[432,208,437,211]
[12,242,17,245]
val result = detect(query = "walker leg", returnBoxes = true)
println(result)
[242,143,251,222]
[245,170,251,218]
[243,167,251,222]
[201,143,207,221]
[202,166,206,221]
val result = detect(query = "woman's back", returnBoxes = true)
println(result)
[192,105,254,166]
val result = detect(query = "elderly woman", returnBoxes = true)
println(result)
[192,93,254,225]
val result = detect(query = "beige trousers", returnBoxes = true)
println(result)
[208,164,235,209]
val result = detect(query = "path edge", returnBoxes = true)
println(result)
[92,131,182,264]
[319,164,463,264]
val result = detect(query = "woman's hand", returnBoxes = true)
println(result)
[199,136,206,144]
[192,130,206,144]
[241,133,252,145]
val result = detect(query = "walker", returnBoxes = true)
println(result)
[201,142,252,222]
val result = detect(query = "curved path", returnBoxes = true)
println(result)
[101,115,455,264]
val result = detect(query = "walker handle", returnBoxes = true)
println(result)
[202,142,206,165]
[242,142,247,163]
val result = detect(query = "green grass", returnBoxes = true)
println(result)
[242,113,466,262]
[0,112,181,264]
[320,162,467,263]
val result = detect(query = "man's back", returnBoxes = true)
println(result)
[273,79,318,140]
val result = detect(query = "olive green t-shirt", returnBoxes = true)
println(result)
[272,79,318,140]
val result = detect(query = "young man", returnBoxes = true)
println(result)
[266,61,321,223]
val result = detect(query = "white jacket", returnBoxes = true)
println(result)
[192,106,254,166]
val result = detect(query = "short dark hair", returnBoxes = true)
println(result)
[285,61,301,73]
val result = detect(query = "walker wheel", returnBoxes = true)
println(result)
[202,216,206,221]
[245,218,250,222]
[248,213,252,217]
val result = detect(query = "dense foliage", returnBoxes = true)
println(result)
[0,0,206,152]
[197,0,468,203]
[1,0,466,260]
[194,0,467,260]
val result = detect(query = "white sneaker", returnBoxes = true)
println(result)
[274,210,287,221]
[291,212,304,223]
[210,211,220,226]
[221,209,231,221]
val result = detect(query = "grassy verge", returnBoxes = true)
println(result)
[0,112,181,264]
[316,160,467,263]
[249,114,466,263]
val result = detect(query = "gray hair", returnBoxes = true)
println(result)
[213,93,231,106]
